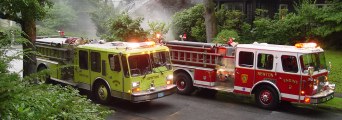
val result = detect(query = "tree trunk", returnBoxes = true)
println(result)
[204,0,217,43]
[21,17,37,77]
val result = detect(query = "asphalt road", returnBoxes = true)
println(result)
[105,92,342,120]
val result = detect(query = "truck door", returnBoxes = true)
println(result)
[234,50,255,94]
[108,54,123,92]
[277,54,302,102]
[74,49,90,84]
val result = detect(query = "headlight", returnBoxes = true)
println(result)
[166,75,173,85]
[132,81,140,88]
[166,75,173,80]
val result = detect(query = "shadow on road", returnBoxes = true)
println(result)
[106,99,173,113]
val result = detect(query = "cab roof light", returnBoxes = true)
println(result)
[295,43,317,48]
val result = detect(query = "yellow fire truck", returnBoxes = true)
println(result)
[35,37,176,103]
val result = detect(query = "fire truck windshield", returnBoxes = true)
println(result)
[150,51,172,72]
[128,54,152,77]
[300,52,327,72]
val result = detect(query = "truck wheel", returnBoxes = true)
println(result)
[37,66,51,84]
[255,85,279,110]
[175,72,194,95]
[94,81,111,104]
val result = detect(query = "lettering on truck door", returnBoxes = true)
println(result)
[108,54,123,93]
[277,54,302,102]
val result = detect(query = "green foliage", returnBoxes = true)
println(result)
[171,4,205,41]
[190,18,206,42]
[251,0,342,46]
[90,2,117,37]
[171,4,250,42]
[0,0,53,21]
[216,9,246,33]
[213,30,239,44]
[147,21,170,41]
[325,50,342,93]
[107,13,147,42]
[39,0,77,30]
[0,27,112,119]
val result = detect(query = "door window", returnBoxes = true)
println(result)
[281,55,298,73]
[238,51,254,68]
[79,50,88,70]
[257,53,273,70]
[109,54,121,72]
[91,52,101,72]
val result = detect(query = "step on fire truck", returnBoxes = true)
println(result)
[165,40,336,109]
[35,37,176,103]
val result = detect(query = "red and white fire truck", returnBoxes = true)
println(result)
[165,41,336,109]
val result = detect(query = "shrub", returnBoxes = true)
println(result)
[0,27,112,120]
[107,13,147,42]
[213,29,239,44]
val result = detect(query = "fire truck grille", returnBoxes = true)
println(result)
[316,76,326,92]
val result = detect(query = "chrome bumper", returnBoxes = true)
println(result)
[131,85,177,103]
[310,89,334,104]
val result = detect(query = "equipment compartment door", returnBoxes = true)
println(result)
[74,49,90,84]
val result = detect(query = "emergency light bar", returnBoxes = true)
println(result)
[295,43,317,48]
[111,41,156,49]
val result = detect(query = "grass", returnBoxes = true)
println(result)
[319,97,342,111]
[325,50,342,93]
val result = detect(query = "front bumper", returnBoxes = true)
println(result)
[310,89,335,104]
[131,85,177,103]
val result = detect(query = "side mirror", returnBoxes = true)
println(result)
[308,66,314,77]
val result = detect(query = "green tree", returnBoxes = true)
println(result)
[203,0,217,43]
[213,29,239,44]
[89,1,117,37]
[171,4,205,41]
[172,4,250,42]
[107,13,147,42]
[147,21,170,41]
[0,0,53,77]
[0,27,112,119]
[39,0,77,31]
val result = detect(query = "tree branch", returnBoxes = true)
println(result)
[0,12,22,24]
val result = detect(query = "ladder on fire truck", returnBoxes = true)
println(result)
[165,41,221,68]
[36,37,78,84]
[165,41,235,92]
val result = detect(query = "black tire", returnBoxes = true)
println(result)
[94,81,111,104]
[255,85,279,110]
[175,72,194,95]
[37,66,51,84]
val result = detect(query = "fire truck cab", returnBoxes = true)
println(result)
[36,37,176,104]
[165,41,335,109]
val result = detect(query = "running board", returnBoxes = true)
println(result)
[50,78,91,90]
[194,84,234,93]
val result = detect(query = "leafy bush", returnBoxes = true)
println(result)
[171,4,250,42]
[107,13,147,42]
[0,27,112,120]
[171,4,205,41]
[147,21,170,41]
[213,29,239,44]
